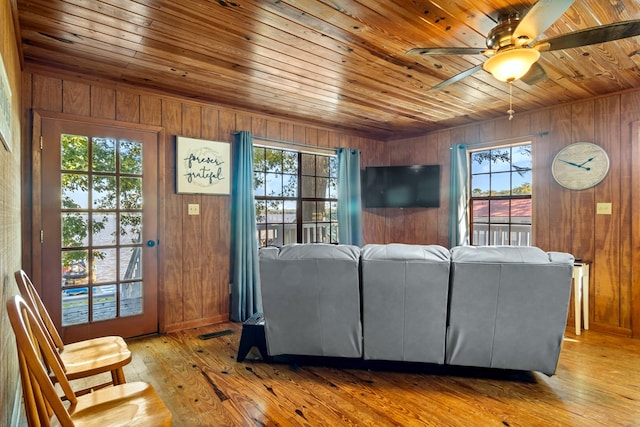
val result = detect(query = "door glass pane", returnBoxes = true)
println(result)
[61,249,89,286]
[120,140,143,175]
[93,285,117,321]
[120,177,142,209]
[93,175,117,209]
[62,213,88,247]
[61,135,89,171]
[121,213,142,244]
[93,248,117,283]
[92,137,116,172]
[62,288,88,326]
[120,247,142,281]
[121,282,143,317]
[92,213,117,246]
[62,173,88,209]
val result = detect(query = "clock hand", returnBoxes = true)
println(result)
[578,156,596,167]
[558,159,583,168]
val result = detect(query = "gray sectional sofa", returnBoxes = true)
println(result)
[257,243,574,375]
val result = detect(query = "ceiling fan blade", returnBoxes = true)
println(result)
[427,64,483,92]
[520,62,548,85]
[514,0,575,41]
[532,19,640,52]
[407,47,491,56]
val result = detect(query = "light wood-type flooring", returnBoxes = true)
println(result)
[67,323,640,426]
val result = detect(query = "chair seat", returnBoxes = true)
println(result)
[51,381,172,427]
[61,336,132,379]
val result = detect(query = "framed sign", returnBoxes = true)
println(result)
[0,52,12,152]
[176,136,231,194]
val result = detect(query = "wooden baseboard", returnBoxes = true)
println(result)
[162,313,230,333]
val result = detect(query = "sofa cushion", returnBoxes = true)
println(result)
[361,244,450,363]
[447,245,574,375]
[259,244,363,358]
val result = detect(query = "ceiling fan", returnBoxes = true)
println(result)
[407,0,640,92]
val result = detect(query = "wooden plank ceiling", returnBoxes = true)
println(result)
[15,0,640,139]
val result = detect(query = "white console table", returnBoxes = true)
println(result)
[572,262,590,335]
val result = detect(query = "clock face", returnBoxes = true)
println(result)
[551,142,610,190]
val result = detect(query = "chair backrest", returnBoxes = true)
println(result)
[15,270,66,351]
[7,295,77,426]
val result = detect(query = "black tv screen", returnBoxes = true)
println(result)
[363,165,441,208]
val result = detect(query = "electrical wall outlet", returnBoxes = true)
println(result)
[596,202,612,215]
[188,204,200,215]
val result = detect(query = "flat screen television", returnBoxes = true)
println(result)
[362,165,441,208]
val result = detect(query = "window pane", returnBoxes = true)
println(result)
[255,200,266,224]
[491,148,511,172]
[512,171,532,195]
[512,199,532,223]
[283,200,296,224]
[316,156,330,177]
[282,151,298,174]
[301,176,315,197]
[282,174,297,197]
[267,200,283,223]
[490,171,511,195]
[327,177,337,198]
[489,200,510,224]
[472,200,489,223]
[316,176,330,198]
[253,148,266,173]
[471,151,490,174]
[301,153,315,175]
[266,173,282,197]
[471,174,489,197]
[512,146,532,170]
[254,171,266,197]
[265,149,283,173]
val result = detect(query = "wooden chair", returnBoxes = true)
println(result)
[14,270,132,395]
[7,295,172,427]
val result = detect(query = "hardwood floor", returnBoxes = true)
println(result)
[71,324,640,426]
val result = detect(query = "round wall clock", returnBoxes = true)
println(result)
[551,142,610,190]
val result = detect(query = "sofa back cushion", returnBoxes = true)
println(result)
[361,244,451,363]
[259,244,363,358]
[447,245,574,375]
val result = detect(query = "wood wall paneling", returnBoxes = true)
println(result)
[21,69,640,340]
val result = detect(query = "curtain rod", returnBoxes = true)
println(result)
[251,135,337,155]
[463,131,549,150]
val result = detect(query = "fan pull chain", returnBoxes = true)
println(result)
[507,82,515,120]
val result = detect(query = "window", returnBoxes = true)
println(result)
[253,147,338,247]
[470,144,532,246]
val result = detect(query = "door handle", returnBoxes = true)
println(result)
[146,240,156,247]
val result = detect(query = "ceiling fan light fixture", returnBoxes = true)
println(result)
[482,49,541,82]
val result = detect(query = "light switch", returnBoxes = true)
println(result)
[188,204,200,215]
[596,202,612,215]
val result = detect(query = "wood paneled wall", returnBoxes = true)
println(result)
[1,1,24,424]
[20,68,386,333]
[386,91,640,338]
